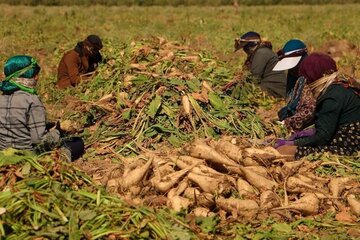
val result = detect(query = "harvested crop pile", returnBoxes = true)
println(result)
[0,149,194,239]
[79,137,360,225]
[48,37,281,156]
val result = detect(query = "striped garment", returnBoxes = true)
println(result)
[0,90,60,151]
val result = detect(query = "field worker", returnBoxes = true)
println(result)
[274,39,316,134]
[234,31,287,98]
[276,53,360,159]
[57,34,103,88]
[0,55,85,161]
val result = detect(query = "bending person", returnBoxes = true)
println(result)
[274,39,316,134]
[277,53,360,159]
[0,55,84,161]
[234,31,287,98]
[57,34,103,88]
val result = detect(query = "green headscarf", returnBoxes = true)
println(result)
[0,55,40,95]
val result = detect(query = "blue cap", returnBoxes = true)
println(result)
[283,39,307,54]
[273,39,307,71]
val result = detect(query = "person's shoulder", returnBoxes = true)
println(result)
[320,84,348,101]
[254,47,275,57]
[64,49,79,57]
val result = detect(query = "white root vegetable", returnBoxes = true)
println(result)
[182,95,192,115]
[260,191,281,209]
[152,165,194,193]
[183,187,214,207]
[216,197,259,213]
[185,139,239,167]
[167,180,189,198]
[242,157,260,166]
[237,179,257,197]
[215,140,242,163]
[271,193,320,216]
[286,176,326,194]
[244,166,270,178]
[120,158,153,189]
[347,194,360,217]
[170,156,201,170]
[167,196,192,212]
[191,164,224,177]
[171,156,222,176]
[244,147,280,159]
[282,160,304,176]
[188,172,222,194]
[329,177,354,198]
[202,81,214,93]
[240,166,278,192]
[193,207,214,217]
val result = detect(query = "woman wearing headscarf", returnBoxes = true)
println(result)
[274,39,316,137]
[0,55,84,161]
[57,34,103,88]
[277,53,360,159]
[234,31,287,98]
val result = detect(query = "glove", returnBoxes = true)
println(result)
[274,139,294,149]
[288,128,316,140]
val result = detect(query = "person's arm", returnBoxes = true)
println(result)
[250,49,270,84]
[28,98,60,148]
[295,96,340,146]
[64,53,82,86]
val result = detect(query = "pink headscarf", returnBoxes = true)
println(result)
[299,52,337,84]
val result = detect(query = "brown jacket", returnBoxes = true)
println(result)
[57,49,90,89]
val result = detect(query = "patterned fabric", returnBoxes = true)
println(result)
[309,72,338,100]
[13,77,37,89]
[0,90,60,151]
[284,83,316,131]
[295,121,360,159]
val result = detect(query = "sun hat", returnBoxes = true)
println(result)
[273,39,307,71]
[234,31,261,52]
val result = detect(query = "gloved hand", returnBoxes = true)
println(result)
[274,139,295,149]
[288,128,316,140]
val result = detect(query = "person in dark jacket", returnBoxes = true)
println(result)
[274,40,316,133]
[0,55,85,161]
[234,31,287,98]
[57,34,103,89]
[277,53,360,159]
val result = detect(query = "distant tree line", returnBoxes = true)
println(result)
[0,0,359,6]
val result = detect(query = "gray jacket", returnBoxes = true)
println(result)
[0,90,60,151]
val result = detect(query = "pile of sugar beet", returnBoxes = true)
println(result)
[78,137,360,222]
[50,36,359,223]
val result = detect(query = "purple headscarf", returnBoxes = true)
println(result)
[299,52,337,84]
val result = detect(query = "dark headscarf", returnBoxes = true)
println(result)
[299,53,337,84]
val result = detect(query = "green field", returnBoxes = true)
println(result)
[1,4,360,77]
[1,4,360,239]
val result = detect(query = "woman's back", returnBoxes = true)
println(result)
[0,91,46,150]
[251,47,287,98]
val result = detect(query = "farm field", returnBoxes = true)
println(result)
[0,3,360,239]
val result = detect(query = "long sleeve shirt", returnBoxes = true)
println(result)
[250,47,287,98]
[0,91,60,150]
[295,84,360,146]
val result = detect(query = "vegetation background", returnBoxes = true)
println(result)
[1,3,360,84]
[1,0,360,6]
[1,2,360,239]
